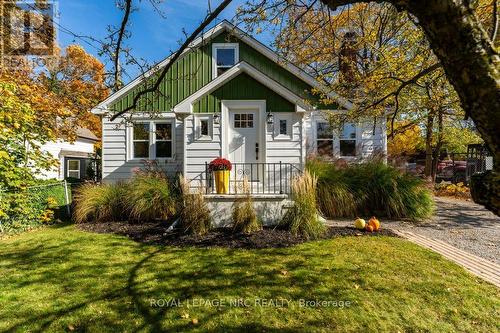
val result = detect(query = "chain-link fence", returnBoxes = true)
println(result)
[402,152,493,184]
[0,180,73,233]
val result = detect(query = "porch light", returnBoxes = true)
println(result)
[213,112,220,124]
[266,110,274,125]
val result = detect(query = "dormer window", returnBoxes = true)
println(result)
[212,43,239,77]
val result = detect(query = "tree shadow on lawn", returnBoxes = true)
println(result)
[0,231,361,332]
[1,227,497,332]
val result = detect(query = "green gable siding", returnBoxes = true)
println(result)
[108,29,336,114]
[193,73,295,113]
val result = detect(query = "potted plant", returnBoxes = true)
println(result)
[208,157,232,194]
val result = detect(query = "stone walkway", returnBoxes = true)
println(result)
[326,196,500,286]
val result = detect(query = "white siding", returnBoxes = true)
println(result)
[101,116,183,183]
[100,110,388,184]
[184,112,305,186]
[265,112,304,166]
[185,115,222,186]
[38,139,95,180]
[304,111,387,159]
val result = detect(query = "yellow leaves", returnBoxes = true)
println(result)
[435,182,470,199]
[388,122,423,157]
[0,151,10,159]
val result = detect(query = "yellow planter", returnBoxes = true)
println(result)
[213,170,230,194]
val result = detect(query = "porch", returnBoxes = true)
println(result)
[200,162,302,195]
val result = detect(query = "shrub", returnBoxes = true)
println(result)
[73,183,127,223]
[279,171,325,239]
[232,178,261,234]
[0,181,71,234]
[177,176,212,235]
[128,174,177,221]
[307,159,434,220]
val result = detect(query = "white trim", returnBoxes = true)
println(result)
[92,20,352,115]
[273,113,293,141]
[175,62,309,113]
[126,120,176,161]
[193,114,213,141]
[338,122,357,158]
[212,43,239,78]
[221,100,266,164]
[66,159,81,179]
[182,116,188,177]
[126,112,177,119]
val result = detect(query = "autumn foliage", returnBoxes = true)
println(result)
[0,45,108,190]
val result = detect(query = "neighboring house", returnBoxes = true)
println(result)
[92,21,386,196]
[38,127,99,181]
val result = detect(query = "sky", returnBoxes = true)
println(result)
[57,0,274,83]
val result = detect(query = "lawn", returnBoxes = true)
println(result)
[0,225,498,332]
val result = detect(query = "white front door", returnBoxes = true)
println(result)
[228,109,260,183]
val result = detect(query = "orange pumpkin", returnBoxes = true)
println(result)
[365,225,374,232]
[368,216,381,231]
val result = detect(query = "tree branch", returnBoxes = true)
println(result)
[113,0,132,91]
[365,63,441,109]
[492,0,498,43]
[109,0,233,121]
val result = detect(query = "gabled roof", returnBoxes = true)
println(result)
[174,62,309,113]
[76,127,99,141]
[91,20,352,115]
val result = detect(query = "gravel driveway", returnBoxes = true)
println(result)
[326,197,500,264]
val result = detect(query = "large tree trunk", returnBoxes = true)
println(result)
[431,110,444,183]
[322,0,500,215]
[424,113,434,178]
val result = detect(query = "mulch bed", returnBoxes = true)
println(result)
[78,221,399,249]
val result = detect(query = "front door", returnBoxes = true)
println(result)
[228,110,260,184]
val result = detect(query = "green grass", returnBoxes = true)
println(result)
[0,225,498,332]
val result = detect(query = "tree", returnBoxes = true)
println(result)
[0,45,108,188]
[387,122,423,157]
[0,77,55,190]
[318,0,499,213]
[42,45,108,138]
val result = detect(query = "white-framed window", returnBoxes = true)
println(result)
[194,115,213,140]
[67,159,80,179]
[129,120,175,160]
[132,122,150,159]
[154,122,173,158]
[340,123,357,157]
[316,122,333,157]
[274,113,292,140]
[234,113,254,128]
[212,43,239,77]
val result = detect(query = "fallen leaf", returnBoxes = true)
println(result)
[354,284,360,290]
[280,270,288,276]
[68,325,75,331]
[181,313,190,319]
[192,318,198,325]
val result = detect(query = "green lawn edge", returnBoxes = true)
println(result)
[1,224,498,332]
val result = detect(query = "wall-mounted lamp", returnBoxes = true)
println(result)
[213,112,220,124]
[266,110,274,125]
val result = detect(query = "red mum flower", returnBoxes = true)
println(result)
[208,157,232,171]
